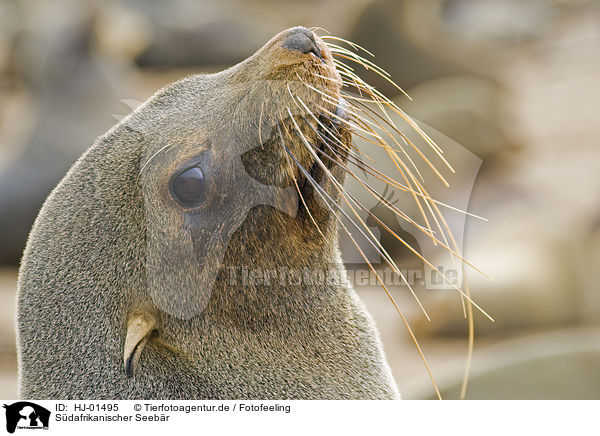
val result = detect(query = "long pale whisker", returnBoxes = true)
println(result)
[285,107,431,320]
[281,139,442,400]
[320,35,375,57]
[328,47,412,100]
[140,143,177,173]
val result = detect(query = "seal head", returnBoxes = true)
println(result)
[17,27,399,399]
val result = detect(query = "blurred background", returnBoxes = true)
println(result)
[1,0,599,399]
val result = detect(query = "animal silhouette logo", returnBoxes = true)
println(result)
[365,185,423,267]
[2,402,50,433]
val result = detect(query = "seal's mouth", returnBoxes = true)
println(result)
[285,95,353,218]
[315,96,351,159]
[333,97,350,124]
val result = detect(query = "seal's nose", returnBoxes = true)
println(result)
[282,27,322,59]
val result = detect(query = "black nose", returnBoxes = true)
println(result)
[282,27,322,59]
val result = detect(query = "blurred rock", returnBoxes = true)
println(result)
[577,219,600,326]
[410,6,600,337]
[0,270,16,361]
[94,1,153,62]
[416,232,581,336]
[0,0,21,84]
[134,11,272,68]
[403,0,558,75]
[438,0,556,45]
[127,0,375,68]
[401,76,517,162]
[348,0,468,96]
[0,268,17,399]
[0,374,17,399]
[403,328,600,399]
[0,0,142,264]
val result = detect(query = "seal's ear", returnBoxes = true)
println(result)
[124,313,156,377]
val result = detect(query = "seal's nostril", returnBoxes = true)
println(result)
[282,29,322,59]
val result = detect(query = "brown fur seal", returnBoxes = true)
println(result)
[16,27,400,399]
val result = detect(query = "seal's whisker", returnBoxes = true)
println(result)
[258,102,265,150]
[334,56,412,102]
[327,43,392,78]
[276,106,330,241]
[293,75,377,139]
[375,136,457,262]
[318,104,386,140]
[306,123,401,188]
[291,92,361,156]
[320,35,375,58]
[377,142,437,245]
[360,90,456,172]
[335,83,430,185]
[328,47,412,100]
[311,99,390,146]
[291,91,423,229]
[276,122,327,241]
[318,33,487,396]
[312,72,343,83]
[332,60,448,159]
[317,104,430,194]
[347,108,428,171]
[347,121,426,177]
[342,96,449,186]
[347,138,458,257]
[335,65,387,105]
[418,173,472,269]
[308,89,489,283]
[317,98,404,151]
[324,133,380,170]
[294,110,443,241]
[281,139,442,400]
[330,50,391,80]
[281,134,407,293]
[314,136,486,220]
[308,26,331,35]
[323,33,486,397]
[311,135,438,240]
[287,119,405,275]
[295,89,480,256]
[328,60,372,101]
[461,278,475,400]
[299,116,434,235]
[285,109,432,320]
[289,133,402,280]
[338,92,385,104]
[303,121,492,314]
[374,126,471,263]
[140,142,178,173]
[306,80,396,138]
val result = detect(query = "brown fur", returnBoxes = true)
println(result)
[17,27,399,399]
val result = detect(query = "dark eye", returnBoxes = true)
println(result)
[170,166,206,207]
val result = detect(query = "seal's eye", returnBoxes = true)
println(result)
[170,166,206,207]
